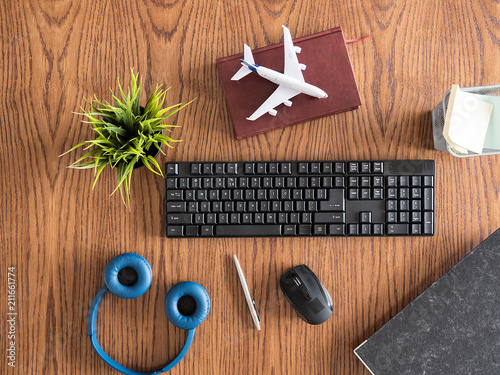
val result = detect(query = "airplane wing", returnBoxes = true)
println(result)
[247,85,300,121]
[282,26,305,82]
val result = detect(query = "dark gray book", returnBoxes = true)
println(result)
[355,228,500,374]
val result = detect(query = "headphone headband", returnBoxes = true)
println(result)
[87,253,210,375]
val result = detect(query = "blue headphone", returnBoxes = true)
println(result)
[87,253,210,375]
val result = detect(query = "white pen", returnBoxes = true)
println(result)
[233,254,261,330]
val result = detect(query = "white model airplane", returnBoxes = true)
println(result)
[232,25,328,121]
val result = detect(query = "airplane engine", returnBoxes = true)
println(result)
[294,46,302,53]
[268,109,277,116]
[299,63,306,70]
[284,100,292,107]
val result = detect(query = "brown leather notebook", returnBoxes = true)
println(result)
[217,27,361,139]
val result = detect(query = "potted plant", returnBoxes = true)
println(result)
[62,70,192,206]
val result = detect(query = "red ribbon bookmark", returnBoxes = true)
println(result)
[345,33,373,44]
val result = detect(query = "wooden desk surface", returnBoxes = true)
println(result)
[1,1,499,374]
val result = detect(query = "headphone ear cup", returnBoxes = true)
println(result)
[104,253,152,299]
[165,281,210,330]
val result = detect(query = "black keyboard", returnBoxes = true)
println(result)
[165,160,435,238]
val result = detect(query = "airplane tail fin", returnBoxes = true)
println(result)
[231,44,255,81]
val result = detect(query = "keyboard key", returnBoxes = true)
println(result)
[200,203,210,214]
[215,225,282,237]
[298,177,308,188]
[349,177,359,188]
[387,212,396,223]
[218,213,228,224]
[387,188,397,199]
[319,189,345,211]
[302,213,312,223]
[310,163,320,173]
[372,188,383,200]
[266,213,276,224]
[284,225,296,235]
[166,178,177,189]
[424,188,434,210]
[314,224,327,235]
[329,224,345,235]
[372,162,383,173]
[200,225,214,236]
[268,163,278,174]
[373,176,383,187]
[298,163,309,174]
[166,163,179,176]
[203,178,213,189]
[298,225,312,235]
[278,213,287,224]
[206,214,217,224]
[190,163,201,175]
[399,200,409,211]
[424,212,434,235]
[307,201,317,211]
[314,213,345,223]
[399,188,409,199]
[348,162,359,173]
[238,177,249,188]
[411,224,421,235]
[202,163,213,175]
[361,176,371,187]
[322,163,333,173]
[360,212,371,223]
[348,224,359,235]
[386,200,397,211]
[254,213,264,224]
[167,202,186,213]
[244,163,255,174]
[166,190,183,201]
[227,163,238,175]
[361,188,371,199]
[412,200,421,211]
[372,224,383,235]
[386,224,409,235]
[256,163,267,174]
[280,163,292,174]
[215,163,225,174]
[348,189,359,200]
[361,224,371,235]
[167,214,192,224]
[185,226,199,236]
[178,178,189,189]
[411,187,421,199]
[167,226,184,237]
[263,177,273,188]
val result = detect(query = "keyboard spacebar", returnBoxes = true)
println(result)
[215,225,282,237]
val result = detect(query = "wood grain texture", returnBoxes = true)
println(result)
[1,0,499,374]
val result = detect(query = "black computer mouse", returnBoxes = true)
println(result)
[279,265,333,325]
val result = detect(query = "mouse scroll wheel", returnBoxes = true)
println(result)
[293,276,312,301]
